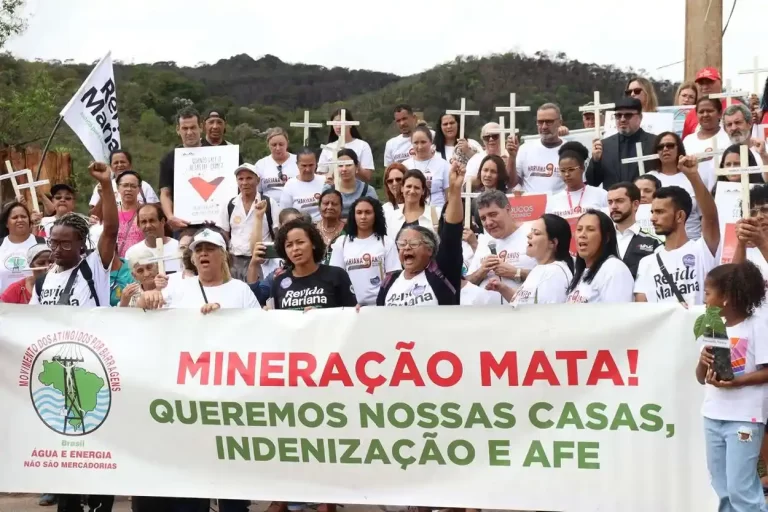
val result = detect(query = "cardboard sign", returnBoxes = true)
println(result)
[173,145,240,224]
[720,223,738,264]
[508,194,547,222]
[604,112,675,138]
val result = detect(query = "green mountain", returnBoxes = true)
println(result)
[0,51,677,205]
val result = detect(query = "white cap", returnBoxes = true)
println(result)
[26,244,51,265]
[188,229,227,251]
[234,163,257,176]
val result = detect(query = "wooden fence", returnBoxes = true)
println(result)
[0,147,72,206]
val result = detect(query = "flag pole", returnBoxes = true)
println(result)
[35,116,64,181]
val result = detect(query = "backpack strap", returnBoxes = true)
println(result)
[265,199,275,241]
[426,260,456,295]
[227,197,236,221]
[380,270,401,291]
[35,274,45,302]
[77,259,100,307]
[362,183,369,197]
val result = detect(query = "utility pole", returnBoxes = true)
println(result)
[685,0,723,81]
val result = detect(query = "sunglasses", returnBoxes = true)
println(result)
[656,142,677,151]
[482,134,500,142]
[625,88,643,96]
[614,112,637,120]
[386,177,403,185]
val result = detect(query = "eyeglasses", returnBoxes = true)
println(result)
[386,177,403,184]
[625,88,644,96]
[750,205,768,216]
[396,240,425,249]
[47,239,74,251]
[656,142,677,151]
[482,134,500,142]
[536,119,557,126]
[614,113,637,120]
[560,166,582,175]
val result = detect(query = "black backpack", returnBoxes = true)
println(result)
[34,258,100,307]
[228,198,275,240]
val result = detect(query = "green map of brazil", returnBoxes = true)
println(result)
[38,360,105,429]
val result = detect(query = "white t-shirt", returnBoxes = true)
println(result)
[162,276,261,309]
[0,234,39,293]
[384,135,414,166]
[516,139,566,194]
[279,176,325,222]
[634,238,715,305]
[513,261,573,306]
[29,250,111,307]
[465,151,487,182]
[460,281,499,306]
[88,179,159,208]
[468,225,537,301]
[440,139,483,163]
[401,157,451,209]
[546,186,608,217]
[217,195,280,256]
[255,154,299,202]
[124,238,182,274]
[329,234,401,306]
[318,139,375,174]
[701,316,768,423]
[747,247,768,298]
[647,171,702,240]
[566,257,634,304]
[682,130,730,192]
[384,271,439,307]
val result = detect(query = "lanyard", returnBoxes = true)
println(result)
[567,187,586,213]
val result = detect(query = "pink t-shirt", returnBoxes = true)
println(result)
[117,210,144,258]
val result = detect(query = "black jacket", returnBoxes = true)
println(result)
[586,129,657,189]
[622,230,662,279]
[377,220,463,306]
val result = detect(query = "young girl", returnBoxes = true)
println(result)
[697,261,768,511]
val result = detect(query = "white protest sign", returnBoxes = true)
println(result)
[173,145,239,223]
[657,106,696,138]
[715,180,756,263]
[60,52,120,162]
[604,112,674,138]
[0,304,714,511]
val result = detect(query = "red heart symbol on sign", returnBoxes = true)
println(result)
[188,176,225,201]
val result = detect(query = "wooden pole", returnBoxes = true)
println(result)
[684,0,723,82]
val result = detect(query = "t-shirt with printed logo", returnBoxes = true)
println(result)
[384,271,439,307]
[634,238,716,305]
[279,176,325,222]
[515,139,566,194]
[272,264,357,310]
[401,157,451,209]
[29,250,111,307]
[0,234,39,293]
[329,234,401,306]
[546,186,608,218]
[566,257,634,304]
[468,224,537,301]
[255,154,299,202]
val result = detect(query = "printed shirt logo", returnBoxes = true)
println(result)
[528,162,558,178]
[638,243,655,252]
[682,254,696,268]
[730,337,748,376]
[566,290,589,304]
[386,281,436,306]
[188,176,225,201]
[232,215,243,225]
[346,253,378,272]
[653,260,699,301]
[280,277,293,289]
[280,285,328,310]
[296,195,320,210]
[5,255,26,272]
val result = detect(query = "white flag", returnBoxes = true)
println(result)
[60,51,121,162]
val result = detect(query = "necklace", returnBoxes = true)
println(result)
[318,220,342,243]
[567,187,586,213]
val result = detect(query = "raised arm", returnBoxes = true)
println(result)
[443,161,464,225]
[90,163,118,268]
[679,155,719,255]
[506,136,521,187]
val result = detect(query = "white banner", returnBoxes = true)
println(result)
[604,112,674,138]
[173,145,239,224]
[0,304,715,511]
[60,52,121,162]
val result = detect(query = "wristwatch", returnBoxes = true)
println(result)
[514,268,522,281]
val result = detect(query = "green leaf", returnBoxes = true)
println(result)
[694,306,727,339]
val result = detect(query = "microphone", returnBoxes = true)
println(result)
[488,241,497,256]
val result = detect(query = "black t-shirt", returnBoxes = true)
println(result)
[272,265,357,310]
[158,139,243,199]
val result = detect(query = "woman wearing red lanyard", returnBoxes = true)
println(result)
[545,142,607,218]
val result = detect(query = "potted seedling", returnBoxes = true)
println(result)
[693,306,733,381]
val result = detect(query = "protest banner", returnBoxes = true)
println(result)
[173,145,240,224]
[508,194,547,222]
[657,106,695,138]
[60,52,121,163]
[0,304,714,511]
[604,112,674,138]
[715,181,755,262]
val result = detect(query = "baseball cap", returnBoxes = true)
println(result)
[614,97,643,112]
[188,229,227,251]
[27,244,51,266]
[204,109,226,122]
[582,102,595,114]
[695,67,722,82]
[50,183,75,196]
[234,163,258,176]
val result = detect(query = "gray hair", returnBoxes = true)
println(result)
[476,189,509,210]
[723,104,752,124]
[538,103,562,118]
[396,226,438,255]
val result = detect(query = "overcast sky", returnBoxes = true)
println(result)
[6,0,767,93]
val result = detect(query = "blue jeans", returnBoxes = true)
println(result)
[704,417,768,512]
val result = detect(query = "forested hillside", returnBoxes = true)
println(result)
[0,51,677,205]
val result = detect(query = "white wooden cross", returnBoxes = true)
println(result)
[495,93,530,140]
[689,136,725,162]
[446,98,480,140]
[324,157,355,190]
[709,79,749,108]
[484,116,516,147]
[461,189,482,229]
[621,142,660,176]
[290,110,323,146]
[715,145,768,218]
[579,92,615,140]
[738,56,768,96]
[2,161,22,198]
[15,169,49,214]
[326,108,360,153]
[139,238,182,275]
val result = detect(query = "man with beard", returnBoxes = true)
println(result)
[607,182,661,278]
[124,204,181,274]
[508,103,566,194]
[586,98,657,189]
[634,156,720,305]
[722,104,768,182]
